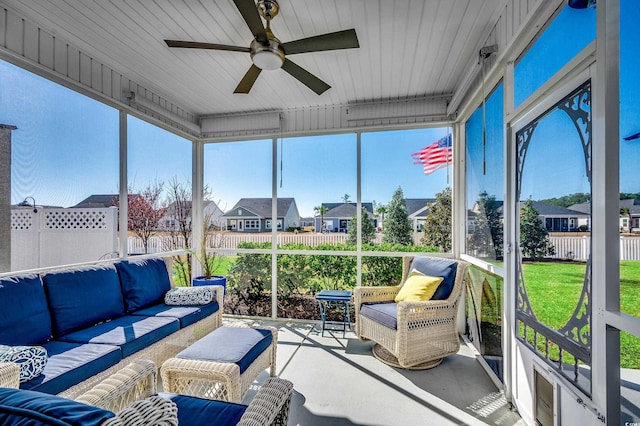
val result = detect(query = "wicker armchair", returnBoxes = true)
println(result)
[354,256,469,369]
[0,360,293,426]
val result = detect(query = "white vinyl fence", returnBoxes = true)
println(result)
[127,233,640,260]
[11,207,118,270]
[125,232,426,254]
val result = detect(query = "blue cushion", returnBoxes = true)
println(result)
[0,387,114,425]
[131,301,220,328]
[359,302,398,330]
[0,274,52,345]
[409,257,458,300]
[160,393,247,425]
[57,315,179,358]
[177,327,272,374]
[21,341,121,395]
[43,265,125,336]
[115,258,172,312]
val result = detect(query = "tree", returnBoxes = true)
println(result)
[118,181,166,254]
[375,205,387,230]
[468,191,503,258]
[347,206,376,245]
[421,187,452,252]
[162,178,213,285]
[520,198,555,260]
[163,178,194,284]
[314,205,328,232]
[341,194,351,203]
[383,187,413,245]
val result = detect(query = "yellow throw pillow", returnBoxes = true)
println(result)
[394,270,444,303]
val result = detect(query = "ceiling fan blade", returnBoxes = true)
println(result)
[281,29,359,55]
[165,40,250,53]
[234,65,262,94]
[233,0,268,43]
[281,59,330,95]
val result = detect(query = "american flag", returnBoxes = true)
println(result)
[412,134,452,175]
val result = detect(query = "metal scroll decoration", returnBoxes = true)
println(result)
[515,80,592,352]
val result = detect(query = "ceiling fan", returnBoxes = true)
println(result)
[164,0,359,95]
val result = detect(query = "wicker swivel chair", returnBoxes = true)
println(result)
[354,256,469,369]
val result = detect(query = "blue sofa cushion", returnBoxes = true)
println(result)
[359,302,398,330]
[21,341,121,395]
[57,315,179,358]
[159,392,247,425]
[43,264,125,337]
[115,258,172,312]
[409,257,458,300]
[0,388,114,425]
[0,274,52,345]
[177,327,272,374]
[131,301,220,328]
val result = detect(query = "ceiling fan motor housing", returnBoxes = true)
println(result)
[250,37,284,70]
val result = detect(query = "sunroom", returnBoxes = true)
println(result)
[0,0,636,424]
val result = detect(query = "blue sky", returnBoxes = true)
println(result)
[2,3,639,216]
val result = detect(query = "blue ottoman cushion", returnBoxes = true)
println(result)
[160,393,247,425]
[409,257,458,300]
[115,258,172,312]
[0,274,52,345]
[177,327,272,374]
[20,341,121,395]
[43,264,125,336]
[0,387,114,425]
[57,315,179,358]
[359,302,398,330]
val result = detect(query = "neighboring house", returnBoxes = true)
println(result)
[160,200,224,231]
[531,202,589,232]
[405,198,436,232]
[315,203,374,233]
[470,200,589,233]
[299,217,314,228]
[223,198,300,232]
[570,199,640,232]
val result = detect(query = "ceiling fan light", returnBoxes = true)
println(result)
[252,50,284,70]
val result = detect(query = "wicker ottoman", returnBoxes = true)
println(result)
[160,325,277,403]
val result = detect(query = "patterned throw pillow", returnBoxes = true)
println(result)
[0,345,48,383]
[164,287,215,306]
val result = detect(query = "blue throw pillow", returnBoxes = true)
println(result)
[43,265,125,337]
[0,275,52,345]
[116,258,172,312]
[409,257,458,300]
[0,388,114,426]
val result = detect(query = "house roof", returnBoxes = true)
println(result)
[224,198,296,218]
[72,194,120,208]
[570,199,640,215]
[530,202,589,217]
[321,203,374,218]
[405,198,436,217]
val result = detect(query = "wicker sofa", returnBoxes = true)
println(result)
[354,255,470,369]
[0,257,223,400]
[0,360,293,425]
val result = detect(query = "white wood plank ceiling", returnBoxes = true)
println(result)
[0,0,504,118]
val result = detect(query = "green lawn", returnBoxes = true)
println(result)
[523,260,640,369]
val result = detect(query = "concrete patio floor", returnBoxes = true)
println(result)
[228,317,525,426]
